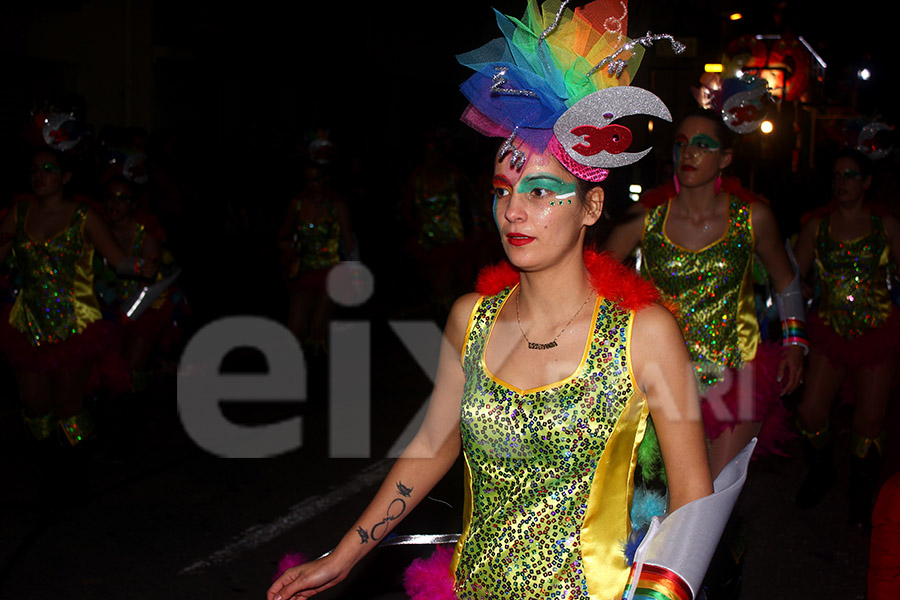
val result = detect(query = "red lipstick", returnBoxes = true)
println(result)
[506,232,534,246]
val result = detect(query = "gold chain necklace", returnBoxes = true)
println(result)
[515,287,594,350]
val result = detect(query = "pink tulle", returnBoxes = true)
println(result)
[548,135,610,182]
[403,545,458,600]
[460,105,513,140]
[807,307,900,371]
[272,552,308,582]
[700,341,794,457]
[0,304,118,372]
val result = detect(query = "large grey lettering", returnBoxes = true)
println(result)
[178,316,305,458]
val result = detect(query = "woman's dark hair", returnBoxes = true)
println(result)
[577,174,616,251]
[102,174,137,197]
[677,108,737,151]
[31,146,73,175]
[833,147,873,179]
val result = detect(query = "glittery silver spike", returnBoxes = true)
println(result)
[588,31,686,78]
[491,66,538,98]
[539,0,572,42]
[498,127,527,170]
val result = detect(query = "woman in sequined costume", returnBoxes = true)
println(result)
[267,1,759,597]
[605,109,805,478]
[277,159,356,350]
[402,133,474,317]
[792,148,900,523]
[269,139,715,599]
[0,148,156,446]
[92,175,171,390]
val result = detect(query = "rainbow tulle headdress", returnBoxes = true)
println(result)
[458,0,683,181]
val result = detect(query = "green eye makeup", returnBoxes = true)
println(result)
[35,162,63,174]
[517,173,577,205]
[674,134,721,163]
[833,169,864,181]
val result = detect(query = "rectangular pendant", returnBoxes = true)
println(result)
[528,340,558,350]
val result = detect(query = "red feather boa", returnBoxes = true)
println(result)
[475,250,659,312]
[639,177,767,210]
[799,199,892,226]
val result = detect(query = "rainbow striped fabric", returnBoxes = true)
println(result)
[622,563,692,600]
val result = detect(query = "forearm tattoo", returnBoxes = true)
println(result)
[356,481,413,544]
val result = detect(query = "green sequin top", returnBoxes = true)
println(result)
[452,285,650,600]
[9,200,102,346]
[292,199,341,273]
[93,222,148,307]
[413,173,464,249]
[814,212,892,338]
[640,196,759,392]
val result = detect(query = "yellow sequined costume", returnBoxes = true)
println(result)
[640,196,758,392]
[639,194,782,442]
[1,198,115,372]
[452,282,651,599]
[10,200,102,345]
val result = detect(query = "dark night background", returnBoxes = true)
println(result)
[0,2,896,599]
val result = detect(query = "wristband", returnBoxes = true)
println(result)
[116,256,146,277]
[775,242,809,354]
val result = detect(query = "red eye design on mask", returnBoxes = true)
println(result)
[727,104,759,127]
[570,124,633,157]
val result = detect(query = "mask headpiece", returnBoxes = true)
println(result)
[849,116,894,160]
[458,0,680,180]
[692,71,774,134]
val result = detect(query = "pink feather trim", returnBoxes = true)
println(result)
[807,307,900,370]
[272,552,308,582]
[700,341,794,457]
[403,545,458,600]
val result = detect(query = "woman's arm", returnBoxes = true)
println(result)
[84,207,157,279]
[601,203,646,263]
[752,202,805,395]
[268,292,480,600]
[0,206,16,265]
[334,198,357,259]
[883,214,900,267]
[631,304,713,511]
[792,216,819,282]
[277,198,300,254]
[141,229,164,266]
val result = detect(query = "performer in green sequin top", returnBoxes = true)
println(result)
[276,158,356,349]
[605,110,805,478]
[792,148,900,522]
[0,148,155,446]
[269,136,713,600]
[268,3,750,599]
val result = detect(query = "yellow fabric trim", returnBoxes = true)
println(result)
[482,287,601,395]
[462,296,485,364]
[736,202,759,362]
[735,258,759,363]
[73,212,102,333]
[874,242,893,319]
[582,310,649,600]
[451,450,474,580]
[661,199,732,253]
